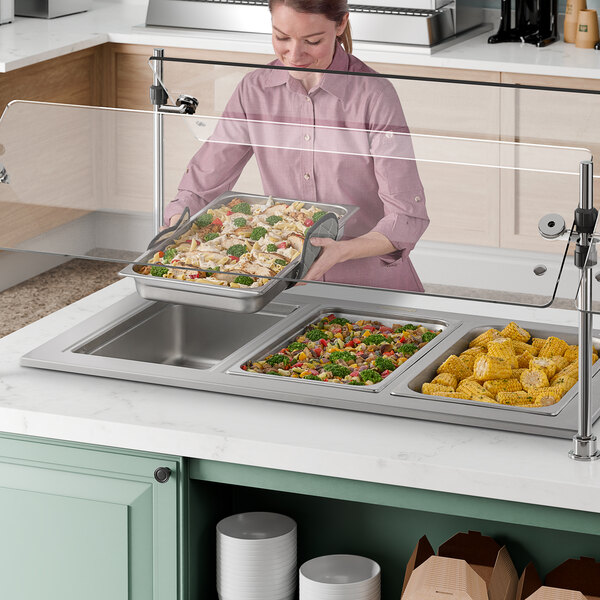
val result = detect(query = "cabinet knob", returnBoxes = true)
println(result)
[154,467,172,483]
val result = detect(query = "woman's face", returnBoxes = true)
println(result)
[271,4,348,77]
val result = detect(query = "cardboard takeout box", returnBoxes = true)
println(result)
[402,530,518,600]
[517,557,600,600]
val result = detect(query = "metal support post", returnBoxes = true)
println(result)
[570,160,600,461]
[152,48,165,235]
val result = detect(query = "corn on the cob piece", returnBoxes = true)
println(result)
[461,346,487,356]
[469,328,501,348]
[437,355,472,380]
[500,322,531,343]
[458,352,481,371]
[517,351,534,369]
[532,385,564,403]
[437,391,471,399]
[487,338,518,368]
[470,394,499,404]
[422,383,454,396]
[496,390,532,405]
[457,379,493,399]
[512,340,538,356]
[554,362,578,381]
[531,338,546,351]
[473,355,513,381]
[431,373,458,390]
[520,368,550,391]
[563,345,579,362]
[551,375,578,393]
[550,355,570,371]
[538,336,569,358]
[512,368,526,380]
[530,357,557,379]
[483,378,523,396]
[497,392,541,406]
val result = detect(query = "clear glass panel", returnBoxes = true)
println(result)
[0,59,596,311]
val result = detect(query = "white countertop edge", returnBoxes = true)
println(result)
[1,278,599,515]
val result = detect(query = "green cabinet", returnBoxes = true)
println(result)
[0,434,183,600]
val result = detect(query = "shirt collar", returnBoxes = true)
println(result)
[264,43,350,100]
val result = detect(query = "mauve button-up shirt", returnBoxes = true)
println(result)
[165,44,429,291]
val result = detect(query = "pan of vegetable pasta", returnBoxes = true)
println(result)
[227,308,456,392]
[120,192,358,313]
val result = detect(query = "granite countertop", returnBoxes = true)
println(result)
[1,0,600,77]
[1,278,599,514]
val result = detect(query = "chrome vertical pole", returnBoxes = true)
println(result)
[153,48,165,235]
[570,160,600,461]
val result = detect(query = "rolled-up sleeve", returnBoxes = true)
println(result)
[164,81,253,225]
[367,84,429,264]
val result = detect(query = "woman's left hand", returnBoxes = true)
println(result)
[300,237,349,282]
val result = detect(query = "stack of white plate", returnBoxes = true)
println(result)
[299,554,381,600]
[216,511,297,600]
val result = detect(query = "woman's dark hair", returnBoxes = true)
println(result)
[269,0,352,54]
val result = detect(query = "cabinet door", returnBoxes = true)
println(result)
[0,435,181,600]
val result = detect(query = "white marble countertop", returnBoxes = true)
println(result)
[1,278,600,515]
[1,0,600,78]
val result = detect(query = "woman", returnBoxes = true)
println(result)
[165,0,428,291]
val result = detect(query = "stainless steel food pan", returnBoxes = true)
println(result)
[392,320,599,415]
[227,307,460,392]
[119,191,358,313]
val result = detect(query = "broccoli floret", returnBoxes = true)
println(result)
[329,317,350,326]
[266,215,283,226]
[374,357,396,372]
[325,364,351,378]
[204,232,219,242]
[331,351,356,363]
[150,265,169,277]
[302,374,321,381]
[232,202,251,215]
[265,354,290,367]
[163,248,177,263]
[399,343,418,355]
[360,369,383,384]
[195,213,214,228]
[306,329,328,341]
[402,324,418,331]
[233,217,247,227]
[363,334,388,346]
[234,275,255,286]
[312,210,326,222]
[266,243,278,252]
[227,244,248,258]
[422,331,438,343]
[287,341,307,352]
[274,259,287,266]
[348,380,365,386]
[250,226,268,241]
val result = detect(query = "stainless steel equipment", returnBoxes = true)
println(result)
[14,0,90,18]
[145,0,486,49]
[0,0,14,25]
[21,292,600,439]
[119,192,358,313]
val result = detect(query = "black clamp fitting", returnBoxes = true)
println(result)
[574,207,598,268]
[150,84,168,107]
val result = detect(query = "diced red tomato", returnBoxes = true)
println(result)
[399,335,406,343]
[353,337,361,345]
[319,339,328,346]
[314,347,322,357]
[185,239,192,244]
[363,325,375,331]
[241,365,247,370]
[383,351,394,357]
[327,314,335,321]
[228,255,239,262]
[380,326,392,333]
[226,210,233,216]
[212,217,223,226]
[350,370,359,377]
[292,362,303,368]
[157,251,164,257]
[277,242,287,249]
[190,272,200,279]
[381,370,391,377]
[345,340,355,348]
[304,218,314,227]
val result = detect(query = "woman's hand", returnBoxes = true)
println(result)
[160,214,183,231]
[301,238,349,282]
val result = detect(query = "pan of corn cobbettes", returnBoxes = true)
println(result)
[393,320,599,413]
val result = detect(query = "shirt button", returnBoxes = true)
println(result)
[304,173,311,180]
[304,134,311,141]
[305,96,311,102]
[415,195,421,202]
